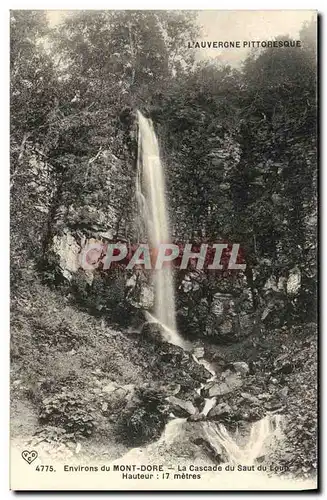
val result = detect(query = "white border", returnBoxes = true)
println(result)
[2,2,325,499]
[1,1,326,9]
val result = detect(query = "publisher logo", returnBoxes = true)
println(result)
[21,450,38,464]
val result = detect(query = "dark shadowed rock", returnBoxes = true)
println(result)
[188,412,205,422]
[167,396,197,417]
[141,322,166,343]
[207,402,232,419]
[264,399,283,411]
[274,361,293,375]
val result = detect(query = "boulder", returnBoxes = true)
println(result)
[141,322,165,343]
[207,402,232,419]
[204,373,243,397]
[273,354,293,374]
[167,396,197,417]
[193,347,205,359]
[240,392,260,405]
[231,361,250,376]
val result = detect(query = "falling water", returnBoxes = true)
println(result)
[202,414,284,465]
[136,110,184,348]
[201,397,217,417]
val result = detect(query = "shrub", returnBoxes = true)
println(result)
[117,387,169,446]
[32,318,87,352]
[39,390,95,438]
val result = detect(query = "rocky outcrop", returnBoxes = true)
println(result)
[176,270,254,342]
[52,231,81,281]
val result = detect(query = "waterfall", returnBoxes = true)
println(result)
[136,110,184,348]
[153,413,283,467]
[134,111,286,481]
[202,414,284,464]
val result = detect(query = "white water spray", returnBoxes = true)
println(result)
[137,110,184,348]
[202,414,284,464]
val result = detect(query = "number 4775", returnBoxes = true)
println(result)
[35,465,55,472]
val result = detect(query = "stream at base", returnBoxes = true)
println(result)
[112,413,316,490]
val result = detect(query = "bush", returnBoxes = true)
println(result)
[39,390,95,438]
[32,318,87,352]
[117,387,169,446]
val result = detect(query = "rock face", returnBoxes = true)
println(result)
[46,148,151,322]
[207,293,236,336]
[125,274,154,310]
[50,230,155,321]
[51,232,81,281]
[176,270,254,342]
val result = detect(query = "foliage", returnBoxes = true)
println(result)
[267,327,317,478]
[117,387,169,446]
[39,390,95,438]
[32,317,88,352]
